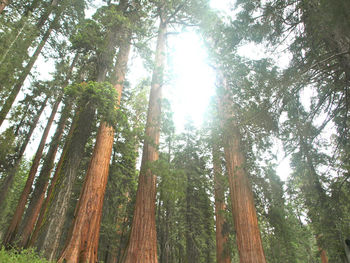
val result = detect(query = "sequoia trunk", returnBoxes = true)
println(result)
[19,101,72,248]
[34,102,96,261]
[57,32,131,263]
[212,144,231,263]
[28,106,79,248]
[123,21,166,263]
[2,97,61,247]
[218,73,266,263]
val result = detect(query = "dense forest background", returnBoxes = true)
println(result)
[0,0,350,262]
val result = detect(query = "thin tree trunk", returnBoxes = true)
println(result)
[218,73,266,263]
[123,21,167,263]
[2,96,61,247]
[18,100,72,248]
[34,101,96,261]
[0,0,57,69]
[57,30,131,263]
[212,144,231,263]
[0,6,62,128]
[0,96,48,211]
[0,0,9,14]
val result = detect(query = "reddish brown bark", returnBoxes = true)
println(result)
[0,0,9,14]
[320,248,329,263]
[18,101,72,248]
[57,33,131,263]
[28,107,79,248]
[2,97,61,247]
[218,74,266,263]
[123,21,167,263]
[34,101,95,260]
[212,144,231,263]
[18,55,78,248]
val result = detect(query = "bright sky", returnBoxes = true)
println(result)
[19,0,291,181]
[166,31,215,129]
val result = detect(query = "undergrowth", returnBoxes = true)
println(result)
[0,248,51,263]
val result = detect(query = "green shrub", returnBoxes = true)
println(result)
[0,248,51,263]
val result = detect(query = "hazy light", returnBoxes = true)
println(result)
[166,31,215,131]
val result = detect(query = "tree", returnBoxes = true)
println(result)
[217,71,266,263]
[57,22,132,263]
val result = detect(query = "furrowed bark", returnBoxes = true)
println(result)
[17,54,78,248]
[218,73,266,263]
[34,101,96,261]
[28,106,80,248]
[212,144,231,263]
[18,100,73,248]
[2,96,61,247]
[123,21,167,263]
[57,30,131,263]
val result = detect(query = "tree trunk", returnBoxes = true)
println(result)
[0,0,9,14]
[28,106,79,248]
[34,101,96,261]
[2,96,61,247]
[17,54,78,248]
[57,30,131,263]
[218,73,266,263]
[18,100,72,248]
[212,144,231,263]
[0,5,62,128]
[0,96,48,211]
[123,21,167,263]
[0,0,58,73]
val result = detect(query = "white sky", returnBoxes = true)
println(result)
[14,0,292,181]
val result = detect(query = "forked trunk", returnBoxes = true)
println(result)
[218,74,266,263]
[123,21,167,263]
[57,34,131,262]
[212,144,231,263]
[2,97,61,247]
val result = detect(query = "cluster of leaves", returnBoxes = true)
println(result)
[65,81,119,126]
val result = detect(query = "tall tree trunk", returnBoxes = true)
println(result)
[0,0,9,14]
[218,73,266,263]
[18,100,72,248]
[17,54,78,248]
[2,96,61,247]
[212,144,231,263]
[28,106,79,248]
[0,96,48,211]
[57,30,131,263]
[0,5,62,128]
[123,21,167,263]
[34,101,96,261]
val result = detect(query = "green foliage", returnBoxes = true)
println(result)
[0,248,52,263]
[65,81,119,126]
